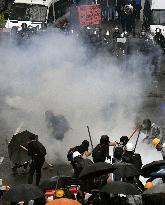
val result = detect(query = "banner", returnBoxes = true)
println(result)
[78,4,101,27]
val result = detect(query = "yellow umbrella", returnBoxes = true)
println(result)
[46,198,82,205]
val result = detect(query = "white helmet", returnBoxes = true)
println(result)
[126,142,134,151]
[72,151,81,159]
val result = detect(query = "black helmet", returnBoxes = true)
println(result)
[82,140,89,147]
[120,136,129,145]
[142,119,151,130]
[100,135,110,144]
[155,28,161,34]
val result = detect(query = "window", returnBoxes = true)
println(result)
[152,10,165,25]
[9,3,47,22]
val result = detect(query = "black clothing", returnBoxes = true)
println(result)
[27,140,46,186]
[122,151,142,172]
[28,156,45,186]
[154,33,165,52]
[75,144,89,155]
[113,144,124,162]
[92,143,109,163]
[71,157,92,178]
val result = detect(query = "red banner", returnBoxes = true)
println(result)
[78,4,101,27]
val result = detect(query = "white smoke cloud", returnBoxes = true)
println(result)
[0,30,154,165]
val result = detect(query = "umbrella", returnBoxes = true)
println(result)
[8,130,38,164]
[141,160,165,178]
[79,162,116,179]
[3,184,44,202]
[100,182,140,195]
[113,162,139,178]
[40,176,81,191]
[46,198,82,205]
[143,184,165,195]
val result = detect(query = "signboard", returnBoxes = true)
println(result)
[117,37,126,43]
[78,4,101,27]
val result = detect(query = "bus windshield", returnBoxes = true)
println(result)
[9,3,47,22]
[152,10,165,25]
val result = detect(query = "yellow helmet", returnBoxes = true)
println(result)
[54,189,64,198]
[144,182,153,189]
[152,138,160,146]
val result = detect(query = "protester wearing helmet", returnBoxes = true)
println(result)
[152,138,165,160]
[67,140,92,177]
[112,26,121,39]
[92,135,117,163]
[71,151,90,178]
[122,142,142,172]
[154,28,165,46]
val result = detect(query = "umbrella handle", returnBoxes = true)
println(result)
[20,145,28,151]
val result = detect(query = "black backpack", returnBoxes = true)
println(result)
[92,144,106,163]
[29,141,46,157]
[113,145,124,160]
[122,152,142,171]
[67,146,77,161]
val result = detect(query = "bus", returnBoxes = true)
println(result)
[5,0,68,30]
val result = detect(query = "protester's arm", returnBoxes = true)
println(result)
[109,141,118,146]
[84,150,92,157]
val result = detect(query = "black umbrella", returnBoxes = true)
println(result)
[79,162,116,179]
[113,162,139,178]
[8,130,38,164]
[39,176,81,191]
[143,184,165,195]
[100,182,140,195]
[141,160,165,178]
[3,184,44,202]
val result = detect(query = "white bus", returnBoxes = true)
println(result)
[5,0,68,30]
[144,0,165,37]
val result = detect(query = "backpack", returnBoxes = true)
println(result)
[92,144,106,163]
[122,152,142,171]
[29,141,46,157]
[113,145,124,160]
[67,146,77,161]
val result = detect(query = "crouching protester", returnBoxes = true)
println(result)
[67,140,92,177]
[71,151,93,178]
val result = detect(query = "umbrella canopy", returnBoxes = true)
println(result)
[143,184,165,195]
[8,130,38,164]
[100,182,140,195]
[113,162,139,178]
[141,160,165,178]
[79,162,116,179]
[3,184,43,202]
[46,198,82,205]
[40,176,81,191]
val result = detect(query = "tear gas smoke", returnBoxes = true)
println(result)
[0,30,158,167]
